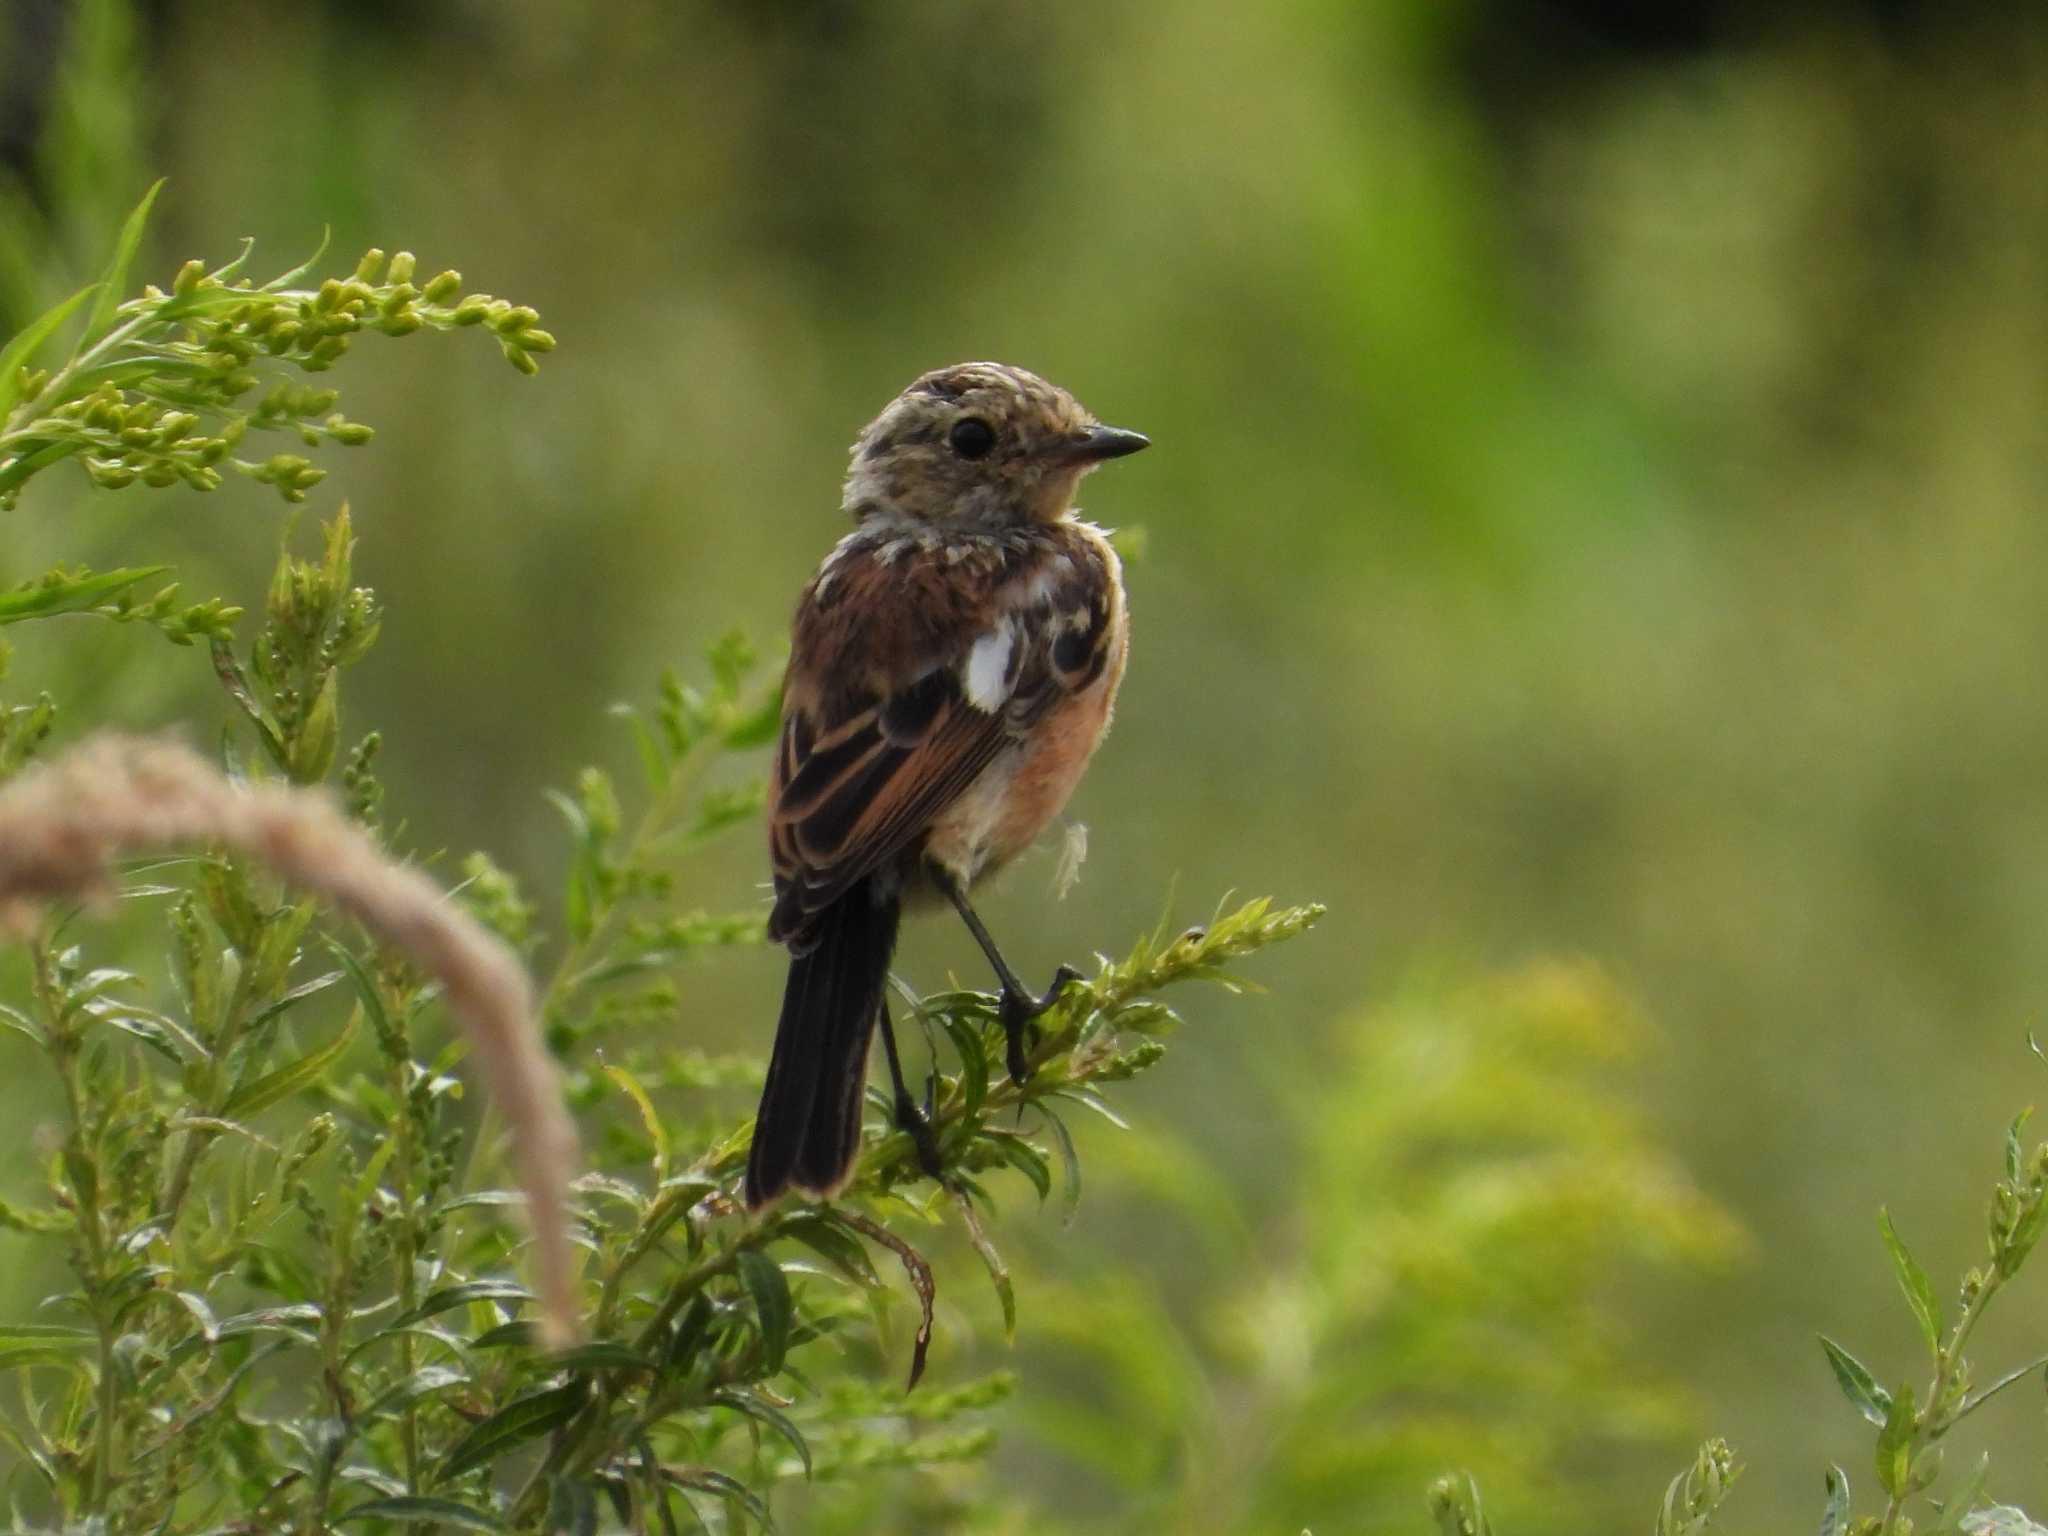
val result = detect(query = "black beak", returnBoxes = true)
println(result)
[1056,424,1150,464]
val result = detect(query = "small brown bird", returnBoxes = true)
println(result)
[744,362,1147,1209]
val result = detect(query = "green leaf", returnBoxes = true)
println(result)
[985,1130,1053,1202]
[1041,1104,1083,1227]
[951,1187,1016,1345]
[1053,1084,1130,1131]
[214,1303,323,1344]
[2007,1108,2032,1183]
[1961,1507,2048,1536]
[1875,1380,1916,1497]
[1929,1452,1991,1535]
[1430,1472,1493,1536]
[243,968,346,1034]
[546,788,599,942]
[471,1321,540,1351]
[938,1011,989,1117]
[736,1249,792,1376]
[83,178,165,343]
[0,567,168,626]
[603,1064,669,1182]
[668,1469,774,1532]
[326,939,394,1044]
[712,1388,812,1477]
[546,1341,654,1374]
[384,1279,533,1335]
[337,1495,503,1531]
[259,225,332,293]
[221,1010,358,1119]
[2003,1191,2048,1277]
[0,1003,38,1046]
[0,1324,95,1373]
[1956,1353,2048,1422]
[0,285,97,419]
[209,640,291,773]
[438,1383,585,1481]
[1820,1334,1893,1427]
[779,1213,880,1291]
[1818,1466,1851,1536]
[1879,1208,1944,1356]
[663,1294,714,1372]
[367,1366,469,1418]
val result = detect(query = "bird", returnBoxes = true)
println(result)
[744,361,1148,1210]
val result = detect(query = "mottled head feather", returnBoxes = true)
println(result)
[843,362,1136,527]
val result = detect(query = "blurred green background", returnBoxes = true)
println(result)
[7,0,2048,1528]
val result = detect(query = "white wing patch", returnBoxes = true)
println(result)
[963,625,1016,713]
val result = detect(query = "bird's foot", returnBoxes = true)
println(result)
[893,1082,944,1182]
[999,964,1082,1084]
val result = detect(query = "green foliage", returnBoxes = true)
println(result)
[1438,1067,2048,1535]
[0,186,1330,1536]
[1001,961,1745,1535]
[0,183,550,510]
[1798,1103,2048,1536]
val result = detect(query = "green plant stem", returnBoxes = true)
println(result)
[0,305,160,494]
[540,753,712,1023]
[389,1019,423,1494]
[506,1241,754,1526]
[158,971,257,1225]
[445,746,711,1238]
[31,940,118,1516]
[1877,1274,2001,1536]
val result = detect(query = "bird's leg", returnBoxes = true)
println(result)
[936,873,1081,1084]
[876,998,943,1180]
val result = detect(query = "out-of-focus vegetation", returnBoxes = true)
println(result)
[3,0,2048,1529]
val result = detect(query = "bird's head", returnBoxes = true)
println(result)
[842,361,1148,527]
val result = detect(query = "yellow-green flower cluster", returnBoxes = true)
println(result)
[0,198,551,510]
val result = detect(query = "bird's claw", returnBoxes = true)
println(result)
[999,964,1083,1085]
[893,1086,945,1182]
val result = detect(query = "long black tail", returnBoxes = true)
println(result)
[745,878,901,1209]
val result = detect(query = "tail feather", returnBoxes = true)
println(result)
[745,879,900,1208]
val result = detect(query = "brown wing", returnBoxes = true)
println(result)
[767,669,1013,946]
[766,526,1120,949]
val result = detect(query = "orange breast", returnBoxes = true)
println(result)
[984,610,1128,873]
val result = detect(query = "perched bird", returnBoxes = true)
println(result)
[744,362,1148,1210]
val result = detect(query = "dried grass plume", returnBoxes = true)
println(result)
[0,733,581,1344]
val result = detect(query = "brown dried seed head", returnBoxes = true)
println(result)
[0,734,582,1344]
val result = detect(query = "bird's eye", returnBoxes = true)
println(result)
[948,418,996,460]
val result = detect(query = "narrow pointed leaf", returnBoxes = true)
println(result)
[338,1495,503,1530]
[951,1187,1016,1344]
[83,179,164,341]
[1819,1335,1892,1426]
[1818,1466,1851,1536]
[1930,1452,1992,1535]
[1878,1208,1944,1355]
[668,1469,773,1531]
[221,1012,358,1118]
[712,1388,812,1477]
[1041,1104,1083,1226]
[1875,1380,1917,1496]
[383,1279,532,1334]
[438,1383,584,1480]
[0,567,168,625]
[0,285,97,418]
[735,1249,792,1375]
